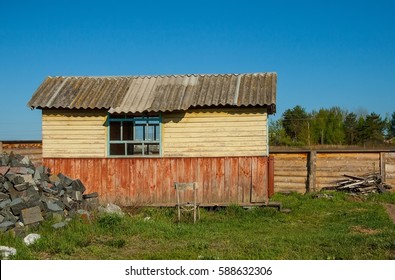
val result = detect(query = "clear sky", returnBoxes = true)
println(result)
[1,0,394,140]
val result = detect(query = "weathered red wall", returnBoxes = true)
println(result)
[43,156,272,206]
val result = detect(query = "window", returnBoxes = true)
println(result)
[108,114,160,156]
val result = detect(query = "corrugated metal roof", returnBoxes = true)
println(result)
[27,73,277,114]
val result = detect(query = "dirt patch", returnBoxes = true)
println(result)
[384,203,395,224]
[351,226,381,235]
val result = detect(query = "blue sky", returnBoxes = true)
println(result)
[1,0,394,140]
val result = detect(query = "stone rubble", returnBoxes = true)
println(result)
[0,245,17,259]
[23,233,41,246]
[0,152,99,233]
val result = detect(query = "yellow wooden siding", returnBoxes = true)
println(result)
[42,109,107,158]
[162,108,268,157]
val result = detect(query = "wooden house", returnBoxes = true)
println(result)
[27,73,277,206]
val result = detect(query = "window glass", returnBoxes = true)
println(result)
[134,124,145,141]
[127,143,143,155]
[110,143,124,155]
[123,122,134,140]
[146,144,160,155]
[109,115,160,156]
[147,124,159,141]
[110,122,121,140]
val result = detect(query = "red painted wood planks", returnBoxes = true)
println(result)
[43,156,270,205]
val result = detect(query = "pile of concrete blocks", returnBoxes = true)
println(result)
[0,152,99,232]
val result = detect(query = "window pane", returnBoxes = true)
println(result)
[148,119,159,124]
[110,143,125,155]
[135,124,145,141]
[147,124,159,141]
[146,125,152,140]
[123,122,133,140]
[127,143,143,155]
[155,125,159,141]
[110,122,121,140]
[146,144,160,155]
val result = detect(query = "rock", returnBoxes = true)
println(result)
[20,156,32,166]
[10,198,27,215]
[1,209,19,223]
[0,246,17,259]
[71,191,83,201]
[20,206,44,225]
[71,179,86,193]
[0,192,10,200]
[98,203,124,216]
[13,182,29,191]
[0,154,10,166]
[45,201,64,212]
[23,233,41,246]
[0,199,11,209]
[2,181,12,191]
[0,221,15,232]
[48,174,60,184]
[0,152,100,232]
[58,173,74,186]
[9,167,34,175]
[0,166,10,176]
[25,186,40,202]
[52,221,67,229]
[82,192,98,199]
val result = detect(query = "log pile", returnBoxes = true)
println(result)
[0,152,98,232]
[322,173,392,194]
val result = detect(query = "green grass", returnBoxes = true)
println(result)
[1,192,395,260]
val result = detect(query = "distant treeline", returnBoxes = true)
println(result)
[269,106,395,146]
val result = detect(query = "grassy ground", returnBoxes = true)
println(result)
[1,192,395,260]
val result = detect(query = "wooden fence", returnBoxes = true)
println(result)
[4,140,395,199]
[0,141,42,165]
[271,147,395,193]
[43,156,271,205]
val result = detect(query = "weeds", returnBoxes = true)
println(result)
[1,192,395,260]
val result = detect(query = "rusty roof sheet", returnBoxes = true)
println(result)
[27,73,277,114]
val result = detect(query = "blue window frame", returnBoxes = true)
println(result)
[108,114,161,156]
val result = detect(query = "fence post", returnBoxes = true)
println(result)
[307,151,317,192]
[380,152,386,182]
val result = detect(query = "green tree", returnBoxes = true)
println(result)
[311,107,345,145]
[282,105,310,145]
[344,112,358,145]
[358,113,386,145]
[268,119,292,145]
[390,112,395,139]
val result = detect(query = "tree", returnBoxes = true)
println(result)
[358,113,386,145]
[344,112,358,145]
[282,105,310,145]
[268,119,292,145]
[325,107,345,144]
[390,112,395,139]
[311,107,345,145]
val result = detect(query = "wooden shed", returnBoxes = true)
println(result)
[27,73,277,206]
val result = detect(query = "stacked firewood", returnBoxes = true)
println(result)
[322,173,392,194]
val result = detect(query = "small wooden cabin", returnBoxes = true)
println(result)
[28,73,277,206]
